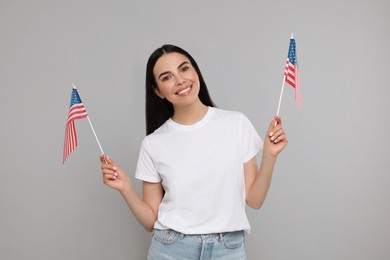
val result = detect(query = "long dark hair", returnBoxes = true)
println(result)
[145,44,216,135]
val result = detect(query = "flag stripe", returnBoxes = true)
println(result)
[67,105,87,120]
[283,38,301,109]
[68,106,87,115]
[67,114,88,124]
[63,88,88,164]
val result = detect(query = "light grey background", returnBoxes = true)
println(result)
[1,0,389,259]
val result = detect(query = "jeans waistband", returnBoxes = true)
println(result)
[153,229,243,241]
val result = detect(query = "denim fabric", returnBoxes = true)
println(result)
[147,229,247,260]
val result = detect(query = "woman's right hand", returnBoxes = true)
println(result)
[100,154,131,193]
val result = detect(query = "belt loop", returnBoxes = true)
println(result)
[219,233,224,241]
[175,230,184,239]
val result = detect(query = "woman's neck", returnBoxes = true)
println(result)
[171,100,208,125]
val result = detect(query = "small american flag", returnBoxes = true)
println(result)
[63,87,88,164]
[284,37,302,109]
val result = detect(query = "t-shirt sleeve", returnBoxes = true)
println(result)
[240,113,263,163]
[134,138,162,183]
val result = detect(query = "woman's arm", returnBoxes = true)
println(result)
[101,155,163,232]
[245,116,288,209]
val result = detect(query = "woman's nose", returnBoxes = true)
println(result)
[175,78,185,86]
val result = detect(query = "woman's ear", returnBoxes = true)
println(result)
[153,86,165,99]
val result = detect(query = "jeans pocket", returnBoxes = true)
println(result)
[153,229,180,245]
[222,231,245,249]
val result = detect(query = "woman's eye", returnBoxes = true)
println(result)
[162,75,171,81]
[182,66,189,72]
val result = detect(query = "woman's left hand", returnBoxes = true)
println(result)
[264,116,288,158]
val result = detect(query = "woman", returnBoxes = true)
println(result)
[100,44,287,259]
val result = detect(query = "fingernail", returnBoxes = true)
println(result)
[270,136,275,141]
[114,172,118,177]
[113,166,117,170]
[269,132,274,137]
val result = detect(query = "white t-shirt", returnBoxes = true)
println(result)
[135,107,263,234]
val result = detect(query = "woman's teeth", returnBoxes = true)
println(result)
[177,87,190,95]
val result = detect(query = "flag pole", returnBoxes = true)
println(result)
[276,75,286,117]
[275,33,294,126]
[86,116,105,155]
[72,84,105,155]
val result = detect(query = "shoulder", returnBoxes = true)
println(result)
[141,119,174,150]
[210,106,244,118]
[145,120,170,137]
[210,107,248,123]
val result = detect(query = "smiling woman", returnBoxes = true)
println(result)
[152,53,202,110]
[100,44,288,260]
[145,44,216,135]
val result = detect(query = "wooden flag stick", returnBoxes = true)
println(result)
[72,84,105,157]
[275,33,294,126]
[276,75,286,118]
[86,116,104,155]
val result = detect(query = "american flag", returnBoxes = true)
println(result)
[284,37,302,109]
[63,87,88,164]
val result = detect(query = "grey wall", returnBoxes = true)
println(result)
[1,0,389,259]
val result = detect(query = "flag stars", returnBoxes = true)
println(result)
[287,39,296,65]
[70,89,83,108]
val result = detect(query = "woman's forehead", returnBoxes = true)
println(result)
[154,52,190,71]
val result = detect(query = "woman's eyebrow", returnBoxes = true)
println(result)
[177,61,189,69]
[158,71,170,79]
[158,61,190,79]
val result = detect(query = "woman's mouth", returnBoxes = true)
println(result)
[176,86,191,96]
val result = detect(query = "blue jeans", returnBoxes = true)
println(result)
[147,229,247,260]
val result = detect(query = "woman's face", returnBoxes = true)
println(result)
[153,52,201,107]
